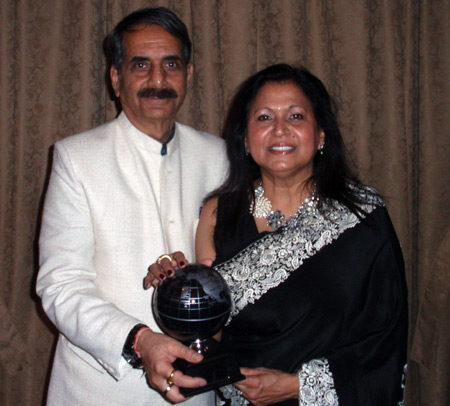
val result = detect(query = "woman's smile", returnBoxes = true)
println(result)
[268,144,296,153]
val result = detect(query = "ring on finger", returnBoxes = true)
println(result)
[157,254,172,265]
[167,369,176,386]
[164,383,173,395]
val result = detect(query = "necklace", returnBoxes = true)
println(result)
[250,181,319,231]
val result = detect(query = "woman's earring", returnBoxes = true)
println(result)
[319,144,324,155]
[244,145,249,156]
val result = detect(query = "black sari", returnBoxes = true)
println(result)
[212,190,407,406]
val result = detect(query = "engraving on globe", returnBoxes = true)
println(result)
[153,264,232,342]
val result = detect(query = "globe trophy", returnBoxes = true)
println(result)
[152,263,244,397]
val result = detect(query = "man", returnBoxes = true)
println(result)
[37,7,227,405]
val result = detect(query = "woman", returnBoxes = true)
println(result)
[147,64,407,405]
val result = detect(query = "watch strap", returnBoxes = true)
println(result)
[122,323,148,369]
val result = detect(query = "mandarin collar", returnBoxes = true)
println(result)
[117,112,178,155]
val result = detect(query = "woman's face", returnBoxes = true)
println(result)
[246,81,325,180]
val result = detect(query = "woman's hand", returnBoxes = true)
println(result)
[234,367,299,406]
[144,251,188,289]
[144,252,215,289]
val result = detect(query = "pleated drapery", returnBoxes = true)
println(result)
[1,1,449,405]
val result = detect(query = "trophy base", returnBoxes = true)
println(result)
[174,339,244,397]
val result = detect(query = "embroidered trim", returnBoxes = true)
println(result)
[396,364,408,406]
[299,358,339,405]
[214,189,382,323]
[216,385,249,406]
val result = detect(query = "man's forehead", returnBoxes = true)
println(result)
[123,24,183,58]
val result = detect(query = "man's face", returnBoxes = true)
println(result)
[111,24,193,140]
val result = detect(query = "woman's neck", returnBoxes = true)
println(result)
[258,174,313,217]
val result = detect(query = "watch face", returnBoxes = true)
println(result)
[128,355,142,368]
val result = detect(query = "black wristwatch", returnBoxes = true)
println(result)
[122,323,147,369]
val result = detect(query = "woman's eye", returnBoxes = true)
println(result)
[290,113,304,120]
[257,114,271,121]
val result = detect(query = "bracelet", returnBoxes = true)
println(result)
[133,326,150,358]
[122,323,148,369]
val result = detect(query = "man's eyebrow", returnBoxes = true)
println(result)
[162,54,183,62]
[130,56,150,63]
[129,55,184,64]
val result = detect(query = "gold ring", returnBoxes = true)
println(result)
[157,254,173,265]
[167,369,176,385]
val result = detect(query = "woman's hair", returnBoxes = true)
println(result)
[210,63,377,232]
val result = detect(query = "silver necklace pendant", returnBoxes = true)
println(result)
[265,209,285,230]
[250,182,318,231]
[250,184,272,218]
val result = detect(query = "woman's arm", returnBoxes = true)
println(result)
[144,197,219,289]
[195,197,218,264]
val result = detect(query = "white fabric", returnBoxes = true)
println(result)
[37,112,228,405]
[299,358,338,405]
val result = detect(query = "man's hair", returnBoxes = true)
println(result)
[209,63,378,235]
[106,6,192,76]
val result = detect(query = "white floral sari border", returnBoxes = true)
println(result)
[214,192,383,323]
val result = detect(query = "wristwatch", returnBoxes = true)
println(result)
[122,323,147,369]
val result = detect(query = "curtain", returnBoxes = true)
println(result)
[1,0,448,404]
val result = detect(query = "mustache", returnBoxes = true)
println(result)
[137,87,178,99]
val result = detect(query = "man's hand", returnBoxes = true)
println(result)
[234,367,299,406]
[136,328,207,402]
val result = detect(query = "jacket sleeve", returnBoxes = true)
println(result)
[36,143,140,379]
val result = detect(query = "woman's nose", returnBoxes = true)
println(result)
[273,119,287,137]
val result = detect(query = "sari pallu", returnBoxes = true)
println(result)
[213,194,407,406]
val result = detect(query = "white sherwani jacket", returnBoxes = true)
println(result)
[37,112,228,405]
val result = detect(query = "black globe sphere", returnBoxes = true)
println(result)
[153,264,232,342]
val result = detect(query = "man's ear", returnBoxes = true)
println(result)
[186,62,194,87]
[110,66,121,97]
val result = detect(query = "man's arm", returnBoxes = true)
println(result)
[37,143,140,378]
[37,143,210,400]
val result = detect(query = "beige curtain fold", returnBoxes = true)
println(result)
[1,1,448,405]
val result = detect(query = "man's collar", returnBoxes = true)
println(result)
[160,125,176,156]
[117,112,177,155]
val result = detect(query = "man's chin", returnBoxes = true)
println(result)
[142,106,177,121]
[140,98,177,112]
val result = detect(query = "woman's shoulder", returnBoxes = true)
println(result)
[320,182,386,225]
[214,190,246,210]
[348,182,385,208]
[202,196,219,215]
[346,184,399,237]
